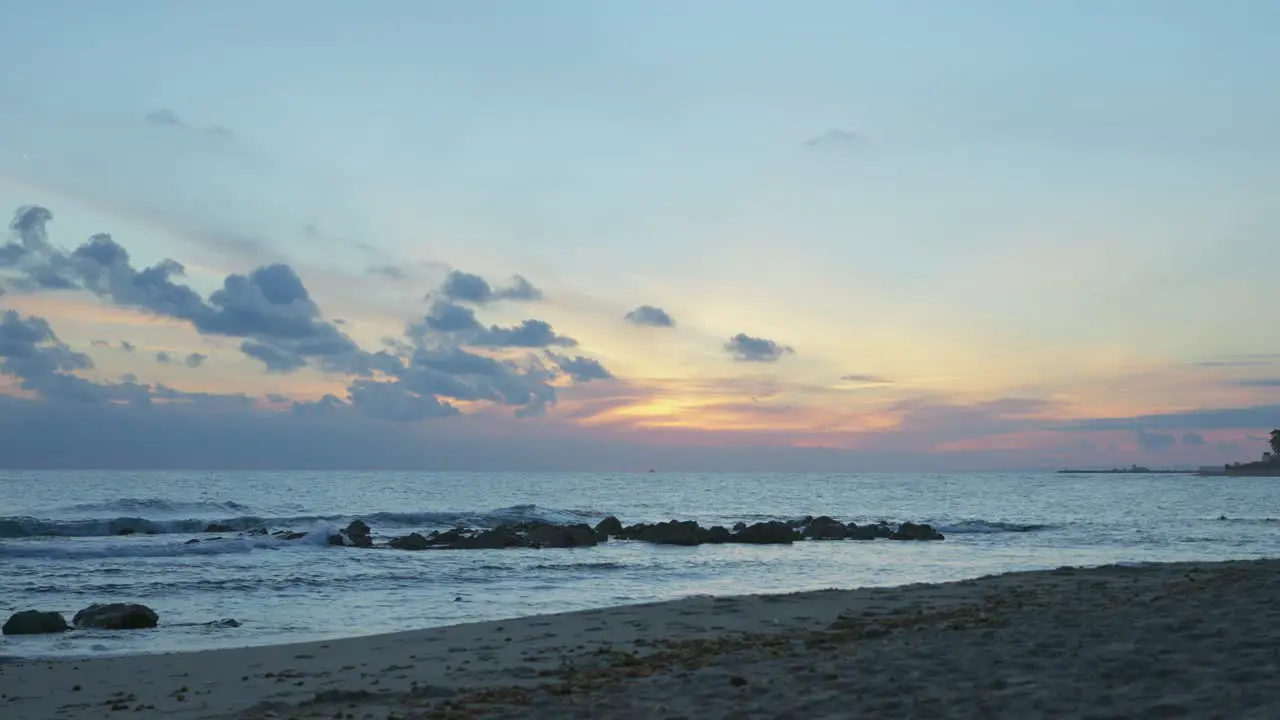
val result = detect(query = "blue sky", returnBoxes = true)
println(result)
[1,1,1278,469]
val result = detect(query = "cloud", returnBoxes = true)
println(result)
[0,310,244,408]
[4,205,610,422]
[421,300,482,333]
[1236,378,1280,387]
[144,109,185,127]
[436,270,543,305]
[546,351,614,382]
[840,374,892,385]
[725,333,794,363]
[471,320,577,349]
[1067,405,1280,432]
[3,210,363,373]
[366,265,406,281]
[1136,430,1177,451]
[624,305,675,328]
[1182,432,1206,445]
[90,339,111,348]
[805,129,861,149]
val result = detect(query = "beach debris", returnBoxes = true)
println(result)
[72,603,159,630]
[2,610,68,635]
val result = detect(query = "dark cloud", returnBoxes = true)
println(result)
[1067,405,1280,432]
[346,379,459,422]
[421,300,482,333]
[1182,432,1206,445]
[436,270,543,305]
[546,352,614,382]
[805,129,860,149]
[366,265,406,281]
[0,310,243,408]
[185,353,207,368]
[624,305,675,328]
[5,206,610,421]
[471,320,577,349]
[0,311,92,382]
[840,374,892,385]
[725,333,794,363]
[1136,430,1177,451]
[144,109,185,127]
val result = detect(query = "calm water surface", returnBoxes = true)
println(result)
[1,471,1277,659]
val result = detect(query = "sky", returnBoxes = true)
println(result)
[1,0,1278,470]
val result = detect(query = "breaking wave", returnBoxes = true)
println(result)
[934,520,1052,534]
[0,504,602,539]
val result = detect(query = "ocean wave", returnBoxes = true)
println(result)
[50,498,255,517]
[934,520,1051,534]
[0,505,600,539]
[0,522,342,560]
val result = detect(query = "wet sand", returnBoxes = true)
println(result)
[2,558,1278,719]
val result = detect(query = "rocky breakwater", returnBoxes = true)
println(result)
[177,515,943,551]
[375,515,943,550]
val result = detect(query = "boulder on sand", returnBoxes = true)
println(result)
[73,603,159,630]
[3,610,68,635]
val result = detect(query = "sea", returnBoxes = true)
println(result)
[2,470,1277,660]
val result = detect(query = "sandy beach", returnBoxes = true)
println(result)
[3,558,1278,719]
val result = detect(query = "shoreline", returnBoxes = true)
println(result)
[3,557,1279,718]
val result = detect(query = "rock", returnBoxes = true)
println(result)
[617,520,703,546]
[344,520,373,548]
[732,522,747,533]
[204,523,234,533]
[523,522,598,549]
[890,522,945,541]
[205,618,241,628]
[247,527,269,536]
[274,531,307,541]
[702,526,731,544]
[594,516,623,540]
[847,522,893,540]
[787,515,814,529]
[803,516,847,540]
[3,610,68,635]
[389,532,431,550]
[184,538,200,545]
[454,527,515,550]
[326,534,346,546]
[729,521,796,544]
[117,528,137,536]
[73,603,159,630]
